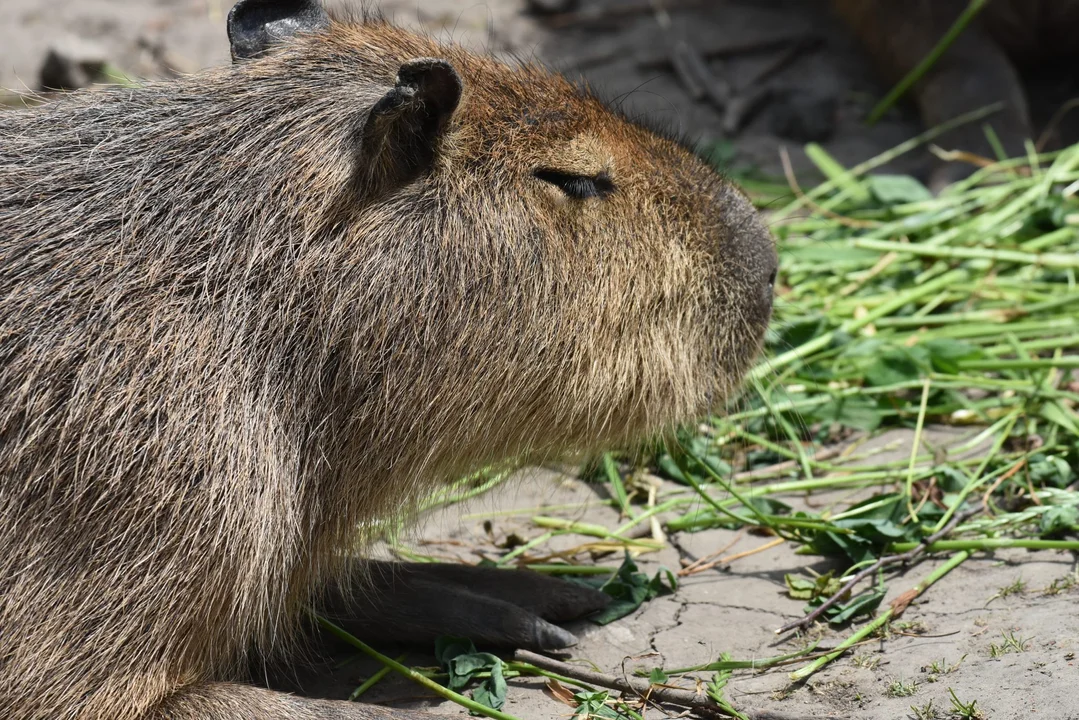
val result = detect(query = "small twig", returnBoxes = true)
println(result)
[515,649,720,714]
[515,651,823,720]
[679,537,785,577]
[722,87,771,135]
[930,145,1001,170]
[980,458,1027,509]
[775,505,982,635]
[680,529,747,572]
[721,39,817,134]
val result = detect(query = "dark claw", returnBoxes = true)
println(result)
[531,618,580,650]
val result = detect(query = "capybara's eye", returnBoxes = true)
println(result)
[533,169,616,200]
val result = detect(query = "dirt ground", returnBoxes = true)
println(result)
[3,2,1078,719]
[293,426,1078,720]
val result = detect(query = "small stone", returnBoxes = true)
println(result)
[38,35,110,91]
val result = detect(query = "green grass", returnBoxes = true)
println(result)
[887,678,919,698]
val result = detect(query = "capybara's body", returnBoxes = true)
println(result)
[833,0,1079,187]
[0,2,775,718]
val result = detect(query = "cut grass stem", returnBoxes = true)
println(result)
[788,551,971,682]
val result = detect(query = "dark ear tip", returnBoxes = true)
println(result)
[228,0,329,61]
[396,58,463,113]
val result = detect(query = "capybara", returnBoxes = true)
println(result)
[0,1,776,717]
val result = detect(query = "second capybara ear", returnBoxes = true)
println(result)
[359,58,463,191]
[227,0,330,61]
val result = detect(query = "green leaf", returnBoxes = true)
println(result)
[655,435,731,486]
[1028,453,1075,489]
[807,529,878,566]
[810,396,885,431]
[922,338,983,374]
[864,347,928,387]
[805,493,922,564]
[1039,401,1079,437]
[934,466,973,493]
[774,315,829,353]
[572,690,622,719]
[648,667,669,685]
[470,661,507,712]
[825,585,886,624]
[1040,505,1079,535]
[838,517,911,544]
[867,174,932,205]
[785,570,840,601]
[590,553,677,625]
[434,637,507,713]
[435,637,479,681]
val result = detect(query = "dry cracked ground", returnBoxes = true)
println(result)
[371,429,1078,720]
[3,1,1078,718]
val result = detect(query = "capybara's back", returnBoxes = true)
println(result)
[0,1,775,718]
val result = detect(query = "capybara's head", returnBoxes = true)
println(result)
[234,0,777,471]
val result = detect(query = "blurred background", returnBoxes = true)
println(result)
[2,0,1078,195]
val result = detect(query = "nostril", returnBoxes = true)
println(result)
[761,265,777,317]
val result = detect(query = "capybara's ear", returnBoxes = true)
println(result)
[227,0,329,61]
[360,58,463,189]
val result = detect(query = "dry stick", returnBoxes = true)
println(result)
[515,649,719,714]
[669,38,714,101]
[774,505,982,636]
[514,651,822,720]
[930,145,1000,170]
[680,537,786,577]
[980,457,1027,508]
[679,528,747,572]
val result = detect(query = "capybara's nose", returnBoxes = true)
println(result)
[721,186,777,328]
[761,260,777,320]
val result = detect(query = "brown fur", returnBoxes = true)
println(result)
[0,10,774,720]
